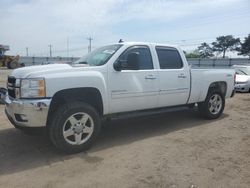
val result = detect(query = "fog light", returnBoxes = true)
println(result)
[14,114,28,122]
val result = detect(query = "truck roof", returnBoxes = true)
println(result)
[113,41,179,48]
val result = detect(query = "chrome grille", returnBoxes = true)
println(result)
[7,76,16,98]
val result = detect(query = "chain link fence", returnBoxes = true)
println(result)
[187,58,250,67]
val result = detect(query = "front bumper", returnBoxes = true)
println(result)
[235,83,249,92]
[1,91,51,128]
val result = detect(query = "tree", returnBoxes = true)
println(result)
[212,35,240,58]
[197,42,214,58]
[237,34,250,58]
[185,49,200,58]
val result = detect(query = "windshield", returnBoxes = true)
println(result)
[235,67,250,75]
[73,44,122,66]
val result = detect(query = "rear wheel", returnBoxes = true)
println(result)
[48,102,101,153]
[198,89,225,119]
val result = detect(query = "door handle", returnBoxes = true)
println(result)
[145,75,156,80]
[178,74,187,78]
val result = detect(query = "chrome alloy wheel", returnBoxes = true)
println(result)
[63,112,94,145]
[208,94,222,115]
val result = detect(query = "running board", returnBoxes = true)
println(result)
[104,105,191,120]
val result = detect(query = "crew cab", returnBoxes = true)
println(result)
[0,42,235,153]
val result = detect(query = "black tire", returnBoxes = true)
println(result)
[48,102,101,153]
[198,89,225,119]
[8,61,18,69]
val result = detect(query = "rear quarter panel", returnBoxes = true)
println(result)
[189,68,235,103]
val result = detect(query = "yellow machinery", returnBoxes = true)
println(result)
[0,45,22,69]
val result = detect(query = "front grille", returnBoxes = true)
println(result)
[7,76,16,98]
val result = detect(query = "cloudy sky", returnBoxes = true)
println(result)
[1,0,250,57]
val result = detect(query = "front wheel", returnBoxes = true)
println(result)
[48,102,101,153]
[198,90,225,119]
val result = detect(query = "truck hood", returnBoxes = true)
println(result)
[10,64,78,78]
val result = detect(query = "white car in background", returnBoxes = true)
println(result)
[233,65,250,92]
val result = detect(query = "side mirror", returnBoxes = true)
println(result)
[113,60,123,71]
[113,52,140,71]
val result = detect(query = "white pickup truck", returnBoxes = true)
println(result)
[1,42,235,153]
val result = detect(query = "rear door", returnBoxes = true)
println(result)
[155,46,190,107]
[108,45,159,113]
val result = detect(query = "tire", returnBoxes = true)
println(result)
[198,89,225,119]
[8,61,18,69]
[48,102,101,153]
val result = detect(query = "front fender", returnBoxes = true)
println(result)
[44,71,108,114]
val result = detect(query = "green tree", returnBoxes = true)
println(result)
[185,49,200,58]
[237,34,250,58]
[212,35,240,58]
[197,42,214,58]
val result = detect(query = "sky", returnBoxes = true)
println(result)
[0,0,250,57]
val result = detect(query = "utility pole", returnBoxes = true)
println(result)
[26,47,29,56]
[87,37,93,53]
[48,44,52,57]
[67,37,69,57]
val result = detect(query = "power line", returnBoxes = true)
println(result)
[67,37,69,57]
[164,33,249,45]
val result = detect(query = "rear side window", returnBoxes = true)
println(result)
[156,47,183,69]
[119,46,153,70]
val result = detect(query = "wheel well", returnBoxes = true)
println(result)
[47,88,103,125]
[208,81,227,96]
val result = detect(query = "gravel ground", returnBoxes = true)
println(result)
[0,68,249,188]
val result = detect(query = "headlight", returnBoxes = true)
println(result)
[15,79,21,87]
[20,78,46,98]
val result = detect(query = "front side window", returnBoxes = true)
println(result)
[73,44,122,66]
[118,46,153,70]
[156,47,183,69]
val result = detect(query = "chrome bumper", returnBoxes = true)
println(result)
[235,83,249,92]
[1,91,51,128]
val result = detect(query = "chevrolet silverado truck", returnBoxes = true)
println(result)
[0,42,235,153]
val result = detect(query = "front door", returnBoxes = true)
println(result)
[108,45,159,113]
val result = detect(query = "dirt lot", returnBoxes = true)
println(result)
[0,68,249,188]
